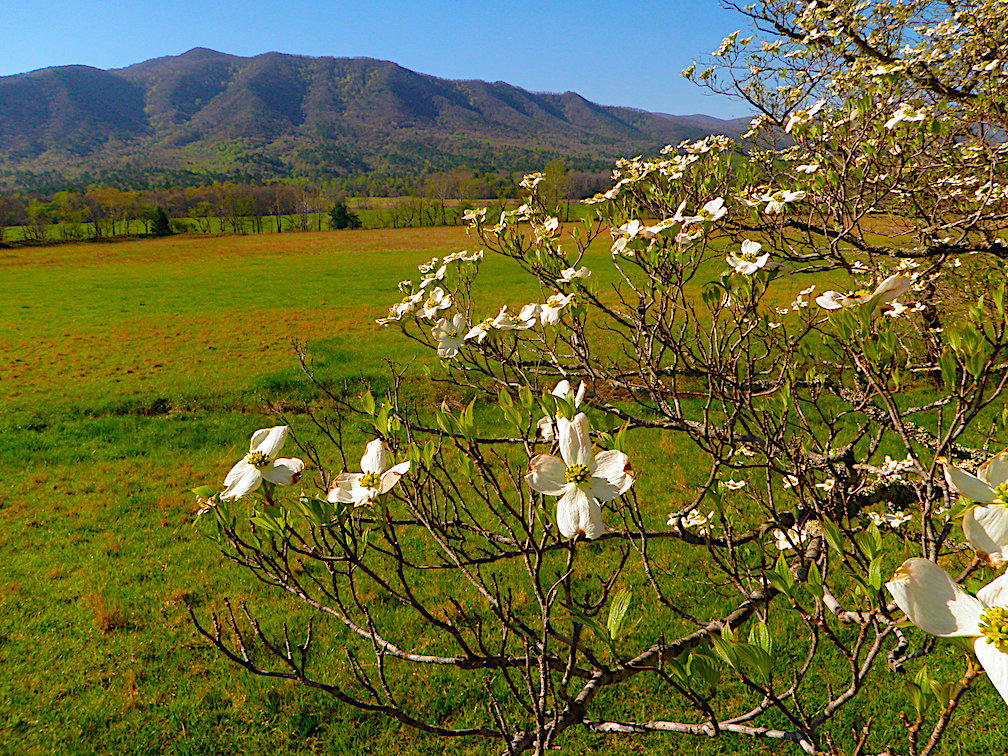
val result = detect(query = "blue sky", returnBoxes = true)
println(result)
[4,1,749,118]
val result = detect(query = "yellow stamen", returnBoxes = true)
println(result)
[565,464,591,485]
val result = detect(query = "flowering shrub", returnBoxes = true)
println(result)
[191,1,1008,753]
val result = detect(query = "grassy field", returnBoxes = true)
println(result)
[1,227,1004,754]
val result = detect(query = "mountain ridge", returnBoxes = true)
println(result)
[0,48,749,189]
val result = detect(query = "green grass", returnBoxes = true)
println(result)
[1,227,1004,754]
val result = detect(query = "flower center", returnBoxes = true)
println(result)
[854,288,872,296]
[980,606,1008,651]
[445,328,458,338]
[360,471,382,489]
[246,451,271,469]
[994,483,1008,506]
[565,464,591,485]
[740,252,756,262]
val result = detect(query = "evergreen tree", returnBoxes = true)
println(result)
[150,206,173,237]
[328,200,361,230]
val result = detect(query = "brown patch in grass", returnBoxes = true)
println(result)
[85,590,129,634]
[44,567,66,580]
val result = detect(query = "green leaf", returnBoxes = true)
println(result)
[191,485,218,499]
[607,588,633,640]
[821,518,844,553]
[361,389,376,416]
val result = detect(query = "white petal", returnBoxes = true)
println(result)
[973,637,1008,705]
[977,572,1008,607]
[360,440,389,474]
[378,461,411,494]
[885,558,983,637]
[944,462,996,503]
[815,291,845,310]
[221,461,262,500]
[965,505,1008,565]
[526,454,567,496]
[573,381,587,406]
[536,415,556,441]
[262,457,305,486]
[249,426,288,457]
[588,449,634,501]
[327,472,363,504]
[979,449,1008,486]
[558,413,592,467]
[552,380,572,398]
[872,274,911,304]
[556,485,604,540]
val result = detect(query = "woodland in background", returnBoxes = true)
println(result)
[0,162,610,243]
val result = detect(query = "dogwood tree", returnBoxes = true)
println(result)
[192,1,1008,753]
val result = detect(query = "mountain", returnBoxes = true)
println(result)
[0,48,749,189]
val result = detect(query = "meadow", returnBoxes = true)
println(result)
[1,227,1004,754]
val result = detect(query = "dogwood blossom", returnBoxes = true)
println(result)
[432,314,467,358]
[559,266,591,284]
[328,440,410,507]
[526,413,634,539]
[221,426,305,501]
[885,103,928,129]
[726,240,771,274]
[418,287,452,320]
[942,450,1008,565]
[887,558,1008,704]
[815,274,911,311]
[668,508,714,535]
[537,379,586,441]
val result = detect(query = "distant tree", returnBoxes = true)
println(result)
[328,199,361,230]
[150,206,173,237]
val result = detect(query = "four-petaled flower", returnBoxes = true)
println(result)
[432,314,467,358]
[726,240,771,275]
[526,413,634,539]
[815,274,911,311]
[887,558,1008,704]
[221,426,305,501]
[943,450,1008,566]
[328,440,411,507]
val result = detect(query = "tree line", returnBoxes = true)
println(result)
[0,162,610,243]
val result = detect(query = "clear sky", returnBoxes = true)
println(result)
[2,1,750,119]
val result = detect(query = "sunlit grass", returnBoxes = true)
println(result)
[1,228,1000,754]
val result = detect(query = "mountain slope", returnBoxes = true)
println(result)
[0,48,748,188]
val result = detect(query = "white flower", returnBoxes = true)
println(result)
[520,172,545,189]
[868,510,911,529]
[419,265,448,289]
[378,291,425,324]
[327,440,410,507]
[886,558,1008,705]
[763,189,806,215]
[721,478,747,490]
[537,380,587,441]
[782,475,800,489]
[526,413,635,539]
[683,197,727,225]
[668,508,714,535]
[418,287,452,320]
[942,450,1008,565]
[539,293,575,325]
[491,305,536,330]
[221,426,305,501]
[559,266,592,284]
[885,103,928,129]
[462,207,487,224]
[726,240,771,275]
[796,163,820,174]
[432,314,467,358]
[773,526,810,551]
[815,478,836,492]
[815,274,911,311]
[784,99,826,133]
